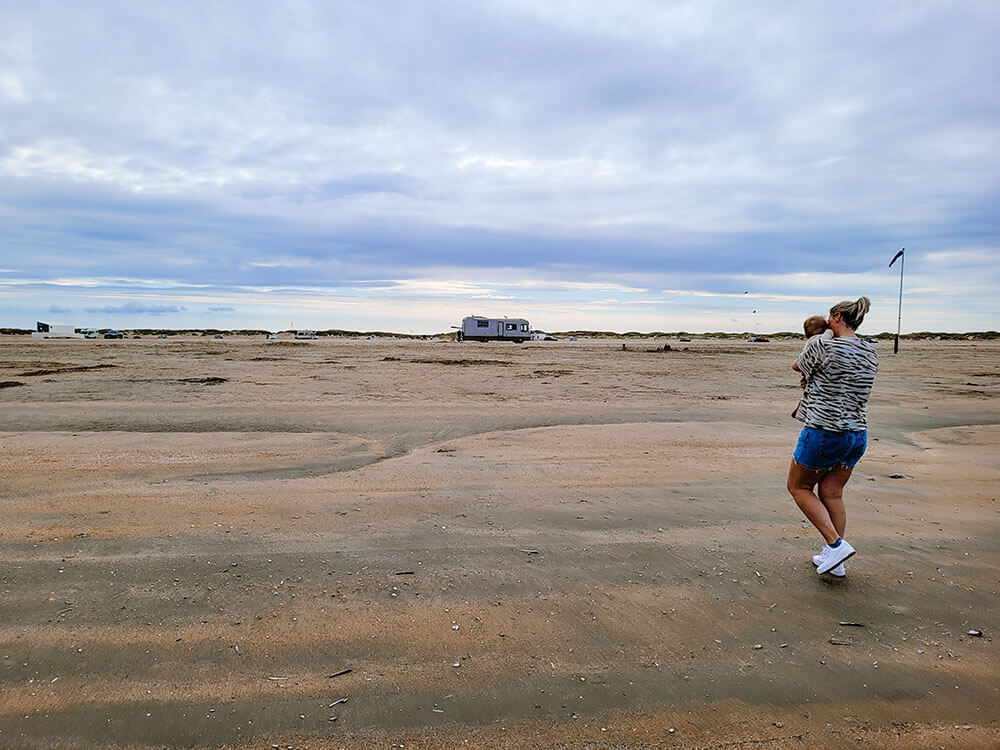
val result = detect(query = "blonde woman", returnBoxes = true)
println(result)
[787,298,879,577]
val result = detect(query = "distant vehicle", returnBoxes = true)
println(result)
[157,333,168,339]
[456,316,530,343]
[31,321,84,339]
[294,330,317,339]
[266,333,277,340]
[81,328,99,339]
[103,329,123,339]
[213,334,223,339]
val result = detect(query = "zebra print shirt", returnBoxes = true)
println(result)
[795,336,879,432]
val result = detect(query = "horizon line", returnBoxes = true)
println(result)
[4,327,998,339]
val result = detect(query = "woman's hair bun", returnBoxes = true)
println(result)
[830,296,870,329]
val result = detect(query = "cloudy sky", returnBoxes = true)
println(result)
[2,1,997,333]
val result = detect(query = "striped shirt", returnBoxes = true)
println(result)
[795,336,879,432]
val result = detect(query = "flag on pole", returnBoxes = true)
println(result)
[890,248,905,354]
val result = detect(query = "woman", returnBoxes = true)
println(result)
[786,297,879,577]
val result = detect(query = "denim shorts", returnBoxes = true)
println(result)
[793,426,867,470]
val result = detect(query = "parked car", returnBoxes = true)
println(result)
[104,330,123,339]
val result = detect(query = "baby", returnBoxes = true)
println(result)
[802,315,831,340]
[791,315,835,418]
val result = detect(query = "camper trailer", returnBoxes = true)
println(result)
[457,316,530,342]
[31,322,83,339]
[294,329,317,340]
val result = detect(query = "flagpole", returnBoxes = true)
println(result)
[893,248,904,354]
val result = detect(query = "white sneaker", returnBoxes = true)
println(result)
[815,539,855,575]
[813,549,845,577]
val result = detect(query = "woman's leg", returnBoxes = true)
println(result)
[786,459,839,544]
[817,464,853,539]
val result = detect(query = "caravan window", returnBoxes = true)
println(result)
[520,323,529,332]
[505,323,517,331]
[476,320,489,328]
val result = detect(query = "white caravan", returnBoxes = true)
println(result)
[457,316,530,342]
[31,322,84,339]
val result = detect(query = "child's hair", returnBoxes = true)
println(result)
[829,297,871,330]
[803,315,828,337]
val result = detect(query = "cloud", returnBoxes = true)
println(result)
[0,1,997,333]
[48,304,73,314]
[0,72,27,103]
[208,306,235,312]
[83,302,187,315]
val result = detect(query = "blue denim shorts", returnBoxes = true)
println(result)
[793,426,867,470]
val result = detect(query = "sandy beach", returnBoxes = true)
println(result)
[1,335,997,749]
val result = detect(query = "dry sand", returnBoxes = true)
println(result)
[1,335,997,749]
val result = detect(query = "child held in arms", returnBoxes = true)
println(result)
[791,315,835,418]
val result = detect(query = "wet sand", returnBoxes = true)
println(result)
[1,335,997,749]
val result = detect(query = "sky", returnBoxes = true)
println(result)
[1,0,998,334]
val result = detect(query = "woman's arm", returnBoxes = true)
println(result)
[796,336,825,381]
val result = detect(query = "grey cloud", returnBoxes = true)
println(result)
[84,302,187,315]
